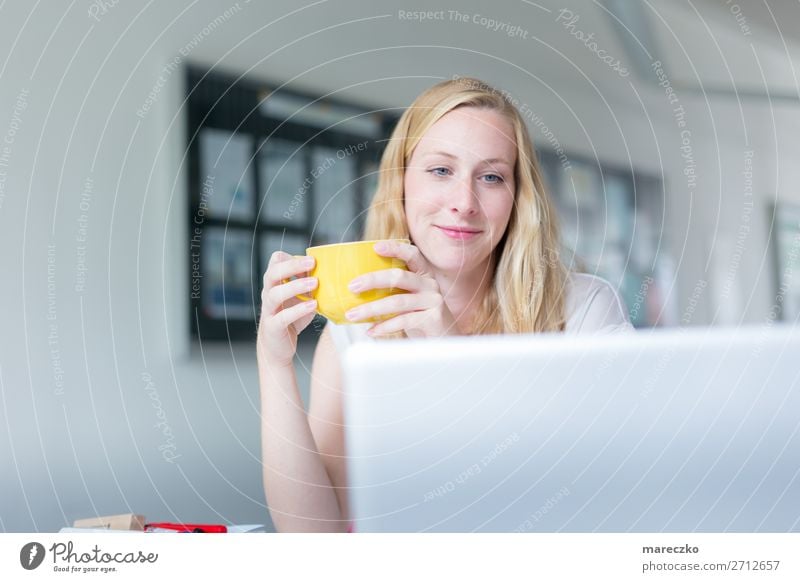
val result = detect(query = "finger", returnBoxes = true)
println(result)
[264,255,315,287]
[349,268,437,294]
[290,310,317,335]
[366,312,421,336]
[373,240,429,274]
[368,308,456,336]
[345,292,436,323]
[266,277,318,311]
[267,250,291,268]
[270,299,318,331]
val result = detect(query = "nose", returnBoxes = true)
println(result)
[449,177,479,216]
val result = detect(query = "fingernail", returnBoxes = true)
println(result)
[345,308,361,321]
[307,300,318,309]
[304,278,317,289]
[374,242,388,253]
[303,257,315,268]
[348,279,364,292]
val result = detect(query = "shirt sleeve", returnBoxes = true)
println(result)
[566,276,634,334]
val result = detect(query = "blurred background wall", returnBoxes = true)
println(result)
[1,0,799,532]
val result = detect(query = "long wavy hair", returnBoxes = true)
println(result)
[364,77,568,334]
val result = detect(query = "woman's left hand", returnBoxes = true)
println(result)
[344,240,459,338]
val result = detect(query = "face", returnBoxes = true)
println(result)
[404,106,517,277]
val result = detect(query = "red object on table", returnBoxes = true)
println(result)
[144,522,228,533]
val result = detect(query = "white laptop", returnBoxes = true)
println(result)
[342,324,800,532]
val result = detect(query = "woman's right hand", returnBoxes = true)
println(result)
[257,251,318,368]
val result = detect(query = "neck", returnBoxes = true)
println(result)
[436,258,496,334]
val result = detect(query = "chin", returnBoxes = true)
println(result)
[426,248,490,276]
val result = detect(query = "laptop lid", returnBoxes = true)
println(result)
[343,325,800,532]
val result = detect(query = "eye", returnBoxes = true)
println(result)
[482,173,504,184]
[428,167,451,177]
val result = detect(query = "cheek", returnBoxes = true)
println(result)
[403,174,426,241]
[485,191,514,236]
[403,173,438,220]
[403,172,416,211]
[402,179,416,225]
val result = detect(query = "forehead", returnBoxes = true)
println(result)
[415,107,517,163]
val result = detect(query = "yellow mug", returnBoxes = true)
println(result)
[294,239,409,324]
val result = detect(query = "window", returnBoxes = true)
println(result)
[538,150,672,327]
[186,68,394,341]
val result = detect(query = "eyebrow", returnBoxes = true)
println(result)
[422,150,514,167]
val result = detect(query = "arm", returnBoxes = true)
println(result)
[258,252,347,532]
[307,325,351,525]
[258,341,347,532]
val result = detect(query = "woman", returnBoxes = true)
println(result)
[257,77,632,532]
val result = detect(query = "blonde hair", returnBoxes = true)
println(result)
[364,77,567,334]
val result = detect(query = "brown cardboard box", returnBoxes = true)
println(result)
[73,513,145,531]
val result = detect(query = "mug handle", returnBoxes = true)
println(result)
[281,255,315,302]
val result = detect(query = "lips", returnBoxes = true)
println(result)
[435,225,483,240]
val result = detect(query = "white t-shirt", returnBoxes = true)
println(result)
[327,272,633,354]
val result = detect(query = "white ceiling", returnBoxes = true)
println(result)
[179,0,800,108]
